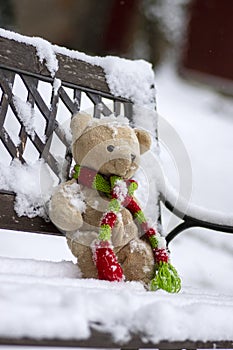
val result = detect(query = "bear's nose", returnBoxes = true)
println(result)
[131,154,136,162]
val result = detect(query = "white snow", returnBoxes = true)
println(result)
[0,256,232,343]
[0,256,81,279]
[0,28,58,76]
[102,57,155,107]
[157,172,233,226]
[13,96,36,139]
[53,78,61,95]
[0,159,54,218]
[133,105,158,138]
[0,28,155,107]
[2,113,21,147]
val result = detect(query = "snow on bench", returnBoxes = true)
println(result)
[0,256,233,349]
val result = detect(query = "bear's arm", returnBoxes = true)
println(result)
[49,179,85,232]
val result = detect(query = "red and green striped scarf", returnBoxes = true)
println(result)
[73,164,181,293]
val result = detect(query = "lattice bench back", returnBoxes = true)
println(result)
[0,36,134,235]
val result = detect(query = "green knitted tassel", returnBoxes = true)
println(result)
[150,262,181,293]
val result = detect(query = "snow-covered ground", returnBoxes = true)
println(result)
[0,49,233,343]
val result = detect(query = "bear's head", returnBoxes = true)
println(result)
[70,112,151,179]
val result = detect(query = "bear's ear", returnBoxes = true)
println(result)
[70,112,92,143]
[134,129,151,155]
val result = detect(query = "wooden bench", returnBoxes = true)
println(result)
[0,31,233,350]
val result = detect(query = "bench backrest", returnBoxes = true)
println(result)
[0,34,136,236]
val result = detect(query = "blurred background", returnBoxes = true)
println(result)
[1,0,233,94]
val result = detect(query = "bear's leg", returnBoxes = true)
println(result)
[117,238,155,285]
[66,237,98,279]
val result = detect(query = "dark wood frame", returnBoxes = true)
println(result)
[0,34,233,350]
[0,333,232,350]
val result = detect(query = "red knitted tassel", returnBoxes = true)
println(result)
[94,243,124,282]
[154,248,169,263]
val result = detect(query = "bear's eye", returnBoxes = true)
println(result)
[107,145,115,152]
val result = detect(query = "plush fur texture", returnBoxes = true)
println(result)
[49,112,154,284]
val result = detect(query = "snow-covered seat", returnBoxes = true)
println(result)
[0,29,233,350]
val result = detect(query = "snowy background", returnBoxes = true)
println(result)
[0,56,233,344]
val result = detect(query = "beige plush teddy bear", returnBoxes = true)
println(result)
[49,112,181,292]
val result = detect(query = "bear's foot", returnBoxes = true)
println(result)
[117,238,154,285]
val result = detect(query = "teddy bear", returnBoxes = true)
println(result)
[49,112,181,292]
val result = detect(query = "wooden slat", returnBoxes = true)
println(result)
[0,192,62,236]
[58,86,78,114]
[0,332,232,349]
[0,127,23,160]
[0,36,111,94]
[20,74,51,120]
[114,100,121,116]
[0,70,15,127]
[73,88,81,111]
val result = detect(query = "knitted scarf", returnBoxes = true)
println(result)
[73,164,181,293]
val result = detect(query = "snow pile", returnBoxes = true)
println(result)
[0,28,58,76]
[102,57,155,107]
[0,28,155,107]
[13,96,36,139]
[0,159,54,218]
[0,256,81,279]
[0,255,232,343]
